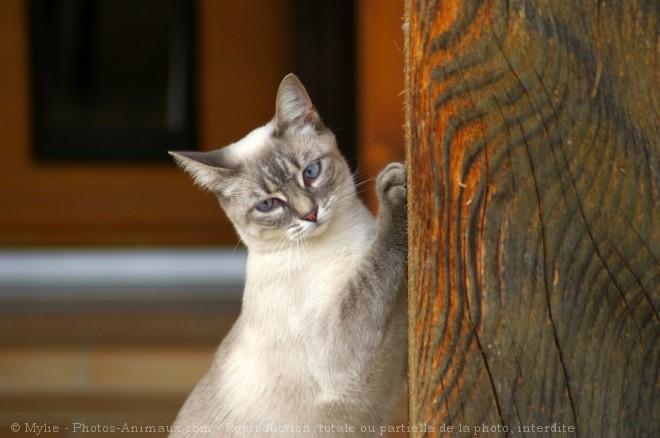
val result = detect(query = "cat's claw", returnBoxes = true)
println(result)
[376,162,407,209]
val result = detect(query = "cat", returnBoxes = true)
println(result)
[168,74,407,437]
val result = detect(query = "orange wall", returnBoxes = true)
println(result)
[0,0,406,245]
[357,0,407,210]
[0,0,292,246]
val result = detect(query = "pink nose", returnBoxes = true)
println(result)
[301,208,318,222]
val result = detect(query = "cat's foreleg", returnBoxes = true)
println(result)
[332,162,407,371]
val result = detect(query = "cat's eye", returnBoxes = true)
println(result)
[256,198,280,212]
[303,161,321,184]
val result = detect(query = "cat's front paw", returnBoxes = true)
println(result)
[376,162,407,210]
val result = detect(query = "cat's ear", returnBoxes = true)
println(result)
[169,150,235,192]
[274,73,321,133]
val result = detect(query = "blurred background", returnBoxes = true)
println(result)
[0,0,405,436]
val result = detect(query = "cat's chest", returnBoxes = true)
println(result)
[219,238,374,416]
[248,242,362,291]
[241,241,366,331]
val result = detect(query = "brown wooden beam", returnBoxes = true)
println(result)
[405,0,659,435]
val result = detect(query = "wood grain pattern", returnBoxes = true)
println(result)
[405,0,659,436]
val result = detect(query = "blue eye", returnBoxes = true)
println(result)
[256,198,280,212]
[303,161,321,183]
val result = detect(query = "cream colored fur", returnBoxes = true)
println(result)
[169,74,407,437]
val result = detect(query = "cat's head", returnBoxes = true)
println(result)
[170,74,356,250]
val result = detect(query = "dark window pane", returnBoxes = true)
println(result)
[293,0,356,169]
[30,0,196,162]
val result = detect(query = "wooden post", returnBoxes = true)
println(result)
[405,1,659,436]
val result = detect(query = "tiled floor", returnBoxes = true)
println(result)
[0,299,407,437]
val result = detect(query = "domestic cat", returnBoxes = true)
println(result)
[168,74,407,437]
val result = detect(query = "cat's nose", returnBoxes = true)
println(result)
[301,208,318,222]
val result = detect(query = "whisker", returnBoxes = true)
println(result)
[231,240,243,254]
[286,238,295,284]
[295,238,303,277]
[354,176,375,187]
[332,174,373,201]
[273,232,290,254]
[299,234,309,261]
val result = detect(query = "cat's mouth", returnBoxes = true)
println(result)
[287,215,328,241]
